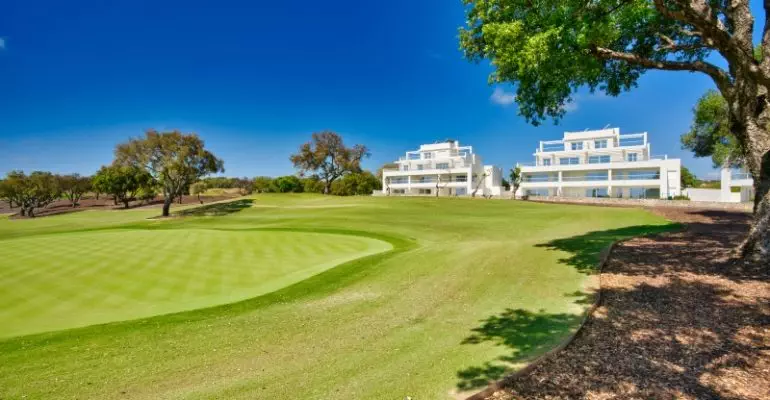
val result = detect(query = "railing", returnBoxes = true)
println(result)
[524,176,558,182]
[616,173,660,180]
[731,172,752,180]
[562,175,608,182]
[541,141,565,152]
[618,138,645,147]
[519,155,670,167]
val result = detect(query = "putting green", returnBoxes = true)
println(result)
[0,229,392,337]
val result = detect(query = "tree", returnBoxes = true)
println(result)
[271,175,304,193]
[331,171,380,196]
[680,165,699,189]
[460,0,770,264]
[290,131,369,194]
[114,130,224,217]
[471,171,489,198]
[681,90,745,168]
[92,165,153,209]
[253,176,274,193]
[190,181,207,204]
[58,174,92,207]
[20,171,60,217]
[0,171,26,212]
[234,177,254,196]
[509,166,522,199]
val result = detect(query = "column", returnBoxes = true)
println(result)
[407,175,412,195]
[607,168,613,198]
[720,166,731,202]
[557,171,563,197]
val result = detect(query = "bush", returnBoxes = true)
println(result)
[331,171,380,196]
[271,176,303,193]
[302,176,325,193]
[670,195,690,201]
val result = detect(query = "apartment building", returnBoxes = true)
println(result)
[516,127,681,199]
[381,140,503,196]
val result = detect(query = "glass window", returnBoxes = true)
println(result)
[594,140,608,149]
[627,153,638,162]
[571,142,584,150]
[588,155,611,164]
[586,172,608,181]
[454,175,467,182]
[458,149,470,157]
[408,153,420,160]
[542,159,551,166]
[559,157,580,165]
[417,164,424,170]
[402,165,409,171]
[423,153,432,159]
[435,163,449,169]
[586,188,609,197]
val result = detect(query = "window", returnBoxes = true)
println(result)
[458,149,470,157]
[455,187,467,196]
[402,165,409,171]
[435,163,449,169]
[423,153,432,159]
[418,188,432,195]
[594,140,608,149]
[407,153,420,160]
[560,157,580,165]
[391,177,408,184]
[542,159,551,166]
[417,164,424,170]
[586,188,609,197]
[627,153,638,162]
[588,155,611,164]
[571,142,584,150]
[454,175,467,182]
[392,189,406,194]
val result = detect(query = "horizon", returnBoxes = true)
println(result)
[2,0,756,181]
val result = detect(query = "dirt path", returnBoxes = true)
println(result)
[487,208,770,400]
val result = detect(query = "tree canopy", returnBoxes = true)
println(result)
[290,131,369,194]
[114,130,224,216]
[92,165,154,208]
[681,89,743,168]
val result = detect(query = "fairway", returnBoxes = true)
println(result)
[0,229,391,337]
[0,195,675,399]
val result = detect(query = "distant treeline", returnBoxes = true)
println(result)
[202,171,381,196]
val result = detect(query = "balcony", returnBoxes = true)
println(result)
[731,172,752,180]
[519,154,668,168]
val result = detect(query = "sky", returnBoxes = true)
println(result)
[1,1,764,180]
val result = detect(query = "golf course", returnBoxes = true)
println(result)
[0,195,675,399]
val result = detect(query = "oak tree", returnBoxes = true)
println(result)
[290,131,369,194]
[114,130,224,217]
[58,174,92,207]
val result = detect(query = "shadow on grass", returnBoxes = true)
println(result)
[535,224,678,274]
[176,199,255,217]
[457,224,678,391]
[456,307,584,391]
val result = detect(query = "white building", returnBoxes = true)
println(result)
[381,140,503,196]
[516,127,682,199]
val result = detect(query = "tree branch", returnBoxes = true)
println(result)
[592,46,733,95]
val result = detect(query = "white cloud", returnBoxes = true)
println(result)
[490,87,516,106]
[0,38,5,50]
[561,101,579,112]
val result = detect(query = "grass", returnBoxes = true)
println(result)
[0,194,676,399]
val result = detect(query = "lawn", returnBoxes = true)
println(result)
[0,195,675,399]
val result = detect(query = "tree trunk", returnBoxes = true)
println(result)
[324,182,331,195]
[738,118,770,266]
[162,196,173,217]
[123,199,130,209]
[19,207,25,217]
[26,207,34,217]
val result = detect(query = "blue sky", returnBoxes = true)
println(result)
[1,1,758,180]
